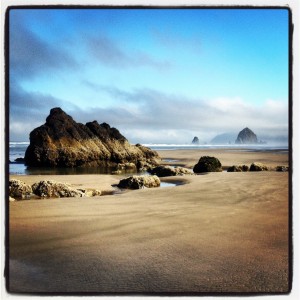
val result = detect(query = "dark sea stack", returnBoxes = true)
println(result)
[191,136,199,144]
[193,156,222,173]
[235,127,258,144]
[24,107,160,168]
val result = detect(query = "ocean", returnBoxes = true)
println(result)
[9,141,288,175]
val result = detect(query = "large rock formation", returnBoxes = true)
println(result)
[235,127,258,144]
[24,108,160,168]
[191,136,199,144]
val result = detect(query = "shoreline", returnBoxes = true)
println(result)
[8,148,290,293]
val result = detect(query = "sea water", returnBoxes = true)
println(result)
[8,142,288,175]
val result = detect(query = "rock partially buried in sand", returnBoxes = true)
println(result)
[249,163,269,171]
[78,189,102,197]
[117,175,160,189]
[32,180,85,198]
[276,166,289,172]
[150,165,193,177]
[9,179,32,200]
[193,156,222,173]
[227,165,249,172]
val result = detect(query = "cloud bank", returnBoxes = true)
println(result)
[10,82,288,145]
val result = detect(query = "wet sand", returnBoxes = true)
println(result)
[8,148,290,294]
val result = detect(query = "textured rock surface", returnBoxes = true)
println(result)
[24,108,160,168]
[117,175,160,189]
[227,165,249,172]
[9,179,32,200]
[235,127,258,144]
[249,163,269,171]
[150,165,193,177]
[191,136,199,144]
[32,180,85,198]
[276,166,289,172]
[193,156,222,173]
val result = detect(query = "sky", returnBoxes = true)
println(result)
[9,8,289,144]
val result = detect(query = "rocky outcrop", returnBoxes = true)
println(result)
[150,165,193,177]
[235,127,258,144]
[32,180,85,198]
[191,137,199,144]
[227,165,249,172]
[24,108,160,169]
[193,156,222,173]
[9,179,32,200]
[117,175,160,189]
[249,163,268,171]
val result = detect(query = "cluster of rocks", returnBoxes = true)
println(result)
[24,107,160,170]
[117,175,160,190]
[227,163,289,172]
[227,165,249,172]
[9,179,101,201]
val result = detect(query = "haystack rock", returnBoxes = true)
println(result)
[235,127,258,144]
[191,136,199,144]
[24,107,160,168]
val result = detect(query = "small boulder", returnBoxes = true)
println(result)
[14,157,25,163]
[9,196,16,202]
[150,166,177,177]
[227,165,249,172]
[117,175,160,189]
[32,180,85,198]
[150,165,193,177]
[249,163,268,171]
[78,189,102,197]
[193,156,222,173]
[276,166,289,172]
[9,179,32,200]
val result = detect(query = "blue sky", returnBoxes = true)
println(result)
[9,8,289,143]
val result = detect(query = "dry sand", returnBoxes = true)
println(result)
[8,149,290,294]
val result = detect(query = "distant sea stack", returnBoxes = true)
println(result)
[191,136,199,144]
[235,127,258,144]
[24,107,160,168]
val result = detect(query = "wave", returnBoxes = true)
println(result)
[9,142,30,148]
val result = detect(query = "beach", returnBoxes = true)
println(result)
[8,148,290,293]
